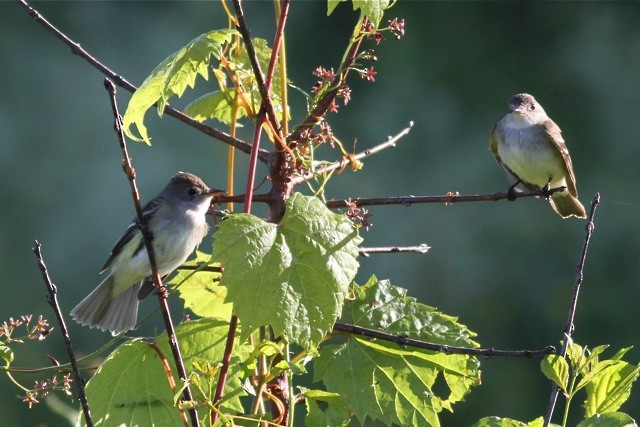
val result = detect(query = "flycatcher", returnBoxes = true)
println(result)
[71,172,225,335]
[489,93,586,219]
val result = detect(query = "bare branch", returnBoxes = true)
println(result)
[103,79,199,427]
[290,122,414,186]
[17,0,266,162]
[543,192,601,427]
[325,186,567,209]
[359,244,430,257]
[333,323,556,358]
[32,241,94,427]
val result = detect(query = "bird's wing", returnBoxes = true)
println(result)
[489,124,527,192]
[543,120,578,196]
[99,199,159,273]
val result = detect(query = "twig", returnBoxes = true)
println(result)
[232,0,286,141]
[290,122,414,186]
[333,323,556,358]
[103,79,200,427]
[358,244,430,257]
[543,193,600,427]
[324,186,567,209]
[17,0,266,162]
[32,241,94,427]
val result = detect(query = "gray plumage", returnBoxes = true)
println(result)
[489,93,586,219]
[71,172,224,335]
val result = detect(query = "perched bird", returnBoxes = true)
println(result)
[71,172,225,335]
[489,93,586,219]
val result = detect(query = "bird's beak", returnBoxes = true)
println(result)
[509,106,525,115]
[205,189,227,197]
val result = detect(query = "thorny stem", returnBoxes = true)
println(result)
[358,244,430,256]
[103,79,200,427]
[333,323,557,358]
[543,193,601,427]
[325,186,568,208]
[32,241,94,427]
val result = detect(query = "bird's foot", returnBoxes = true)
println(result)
[540,182,552,200]
[507,184,519,201]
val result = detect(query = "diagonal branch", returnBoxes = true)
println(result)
[104,79,199,427]
[325,186,568,209]
[32,241,94,427]
[232,0,284,141]
[290,121,414,186]
[17,0,267,162]
[543,192,601,427]
[333,323,556,358]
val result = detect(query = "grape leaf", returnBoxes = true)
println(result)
[83,319,250,426]
[327,0,392,28]
[301,387,351,427]
[344,276,479,347]
[212,193,362,347]
[315,276,480,426]
[168,250,231,320]
[122,29,237,144]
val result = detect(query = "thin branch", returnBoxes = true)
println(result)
[290,121,414,186]
[17,0,267,162]
[325,186,567,209]
[543,192,601,427]
[232,0,284,140]
[32,241,94,427]
[103,79,200,427]
[333,323,556,358]
[358,244,430,257]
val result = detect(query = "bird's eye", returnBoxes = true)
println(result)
[186,187,197,196]
[529,104,536,111]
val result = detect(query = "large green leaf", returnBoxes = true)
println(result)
[314,276,480,426]
[169,250,231,320]
[344,276,479,347]
[83,319,250,426]
[122,29,237,144]
[212,193,362,347]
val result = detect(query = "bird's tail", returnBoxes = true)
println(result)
[70,275,142,336]
[550,193,587,219]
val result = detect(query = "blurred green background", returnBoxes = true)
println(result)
[1,2,639,426]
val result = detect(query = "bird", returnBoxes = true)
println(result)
[489,93,586,219]
[71,172,225,335]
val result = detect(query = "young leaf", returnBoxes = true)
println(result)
[212,193,362,346]
[576,412,637,427]
[315,277,480,426]
[184,89,247,126]
[584,361,640,417]
[83,319,250,426]
[541,355,570,392]
[168,250,232,320]
[122,29,237,144]
[0,344,13,366]
[327,0,392,28]
[471,417,529,427]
